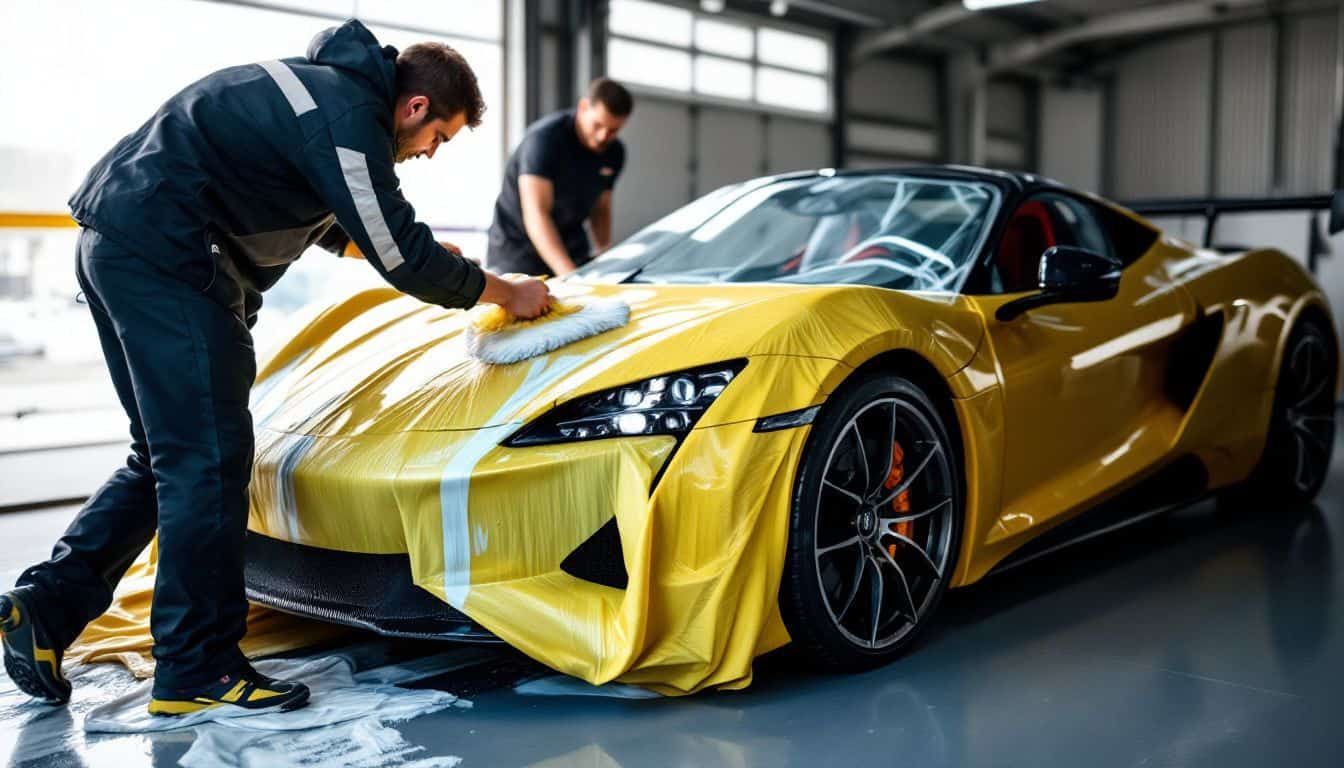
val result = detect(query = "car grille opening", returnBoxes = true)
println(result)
[560,516,628,590]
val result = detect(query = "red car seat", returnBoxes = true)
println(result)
[996,201,1056,292]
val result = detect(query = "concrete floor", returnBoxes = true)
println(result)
[2,424,1343,767]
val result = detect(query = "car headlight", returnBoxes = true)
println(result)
[504,360,747,446]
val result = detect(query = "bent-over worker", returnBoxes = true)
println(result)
[0,20,548,716]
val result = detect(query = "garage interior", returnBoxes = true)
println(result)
[2,0,1344,766]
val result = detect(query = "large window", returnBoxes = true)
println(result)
[0,0,504,457]
[606,0,832,117]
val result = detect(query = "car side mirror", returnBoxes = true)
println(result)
[1038,245,1123,291]
[1329,190,1344,236]
[996,246,1123,322]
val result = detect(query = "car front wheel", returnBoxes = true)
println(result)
[779,372,963,671]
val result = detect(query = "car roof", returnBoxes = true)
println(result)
[769,164,1070,196]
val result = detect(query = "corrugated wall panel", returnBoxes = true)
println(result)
[847,154,915,170]
[986,136,1026,169]
[1039,85,1102,193]
[847,56,938,126]
[540,32,560,117]
[1216,22,1275,195]
[1283,11,1339,195]
[615,98,692,240]
[987,79,1028,140]
[767,118,831,174]
[1112,33,1213,198]
[696,108,765,196]
[846,121,938,159]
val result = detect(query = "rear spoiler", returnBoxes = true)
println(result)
[1122,191,1344,271]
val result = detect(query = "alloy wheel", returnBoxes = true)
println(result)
[812,397,956,649]
[1284,331,1336,495]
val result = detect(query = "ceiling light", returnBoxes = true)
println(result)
[770,0,788,17]
[700,0,725,12]
[963,0,1043,10]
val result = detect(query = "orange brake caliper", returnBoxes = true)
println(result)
[883,441,913,558]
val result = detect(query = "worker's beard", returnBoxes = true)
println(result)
[393,116,427,164]
[393,129,415,164]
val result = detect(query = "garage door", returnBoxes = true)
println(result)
[616,98,832,239]
[696,107,762,196]
[615,99,694,241]
[605,1,835,239]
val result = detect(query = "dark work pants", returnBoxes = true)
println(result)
[16,227,255,689]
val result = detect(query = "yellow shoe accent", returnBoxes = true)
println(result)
[148,698,223,716]
[246,687,287,702]
[1,601,18,631]
[220,679,250,703]
[32,641,64,682]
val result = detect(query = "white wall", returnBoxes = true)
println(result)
[1283,11,1340,196]
[614,98,694,240]
[0,0,504,228]
[696,108,763,195]
[844,55,941,166]
[1039,85,1103,193]
[767,118,830,174]
[613,100,830,239]
[0,0,503,355]
[1103,9,1339,200]
[986,78,1029,170]
[1099,9,1343,345]
[1215,22,1276,195]
[1111,33,1214,198]
[847,56,939,125]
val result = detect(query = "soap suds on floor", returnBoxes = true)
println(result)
[1,654,469,767]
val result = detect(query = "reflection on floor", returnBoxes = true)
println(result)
[2,425,1343,767]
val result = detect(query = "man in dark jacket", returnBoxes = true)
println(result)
[0,20,548,716]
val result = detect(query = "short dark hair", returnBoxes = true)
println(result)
[587,77,633,117]
[396,42,486,128]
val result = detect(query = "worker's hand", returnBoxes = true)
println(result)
[503,277,551,320]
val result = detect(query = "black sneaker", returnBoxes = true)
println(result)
[0,587,72,704]
[148,664,310,716]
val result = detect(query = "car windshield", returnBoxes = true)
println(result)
[578,173,1001,292]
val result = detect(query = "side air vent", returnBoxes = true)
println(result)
[560,516,628,589]
[1166,311,1225,410]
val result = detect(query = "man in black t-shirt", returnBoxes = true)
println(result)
[488,78,633,276]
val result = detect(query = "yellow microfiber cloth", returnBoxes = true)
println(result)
[465,292,630,365]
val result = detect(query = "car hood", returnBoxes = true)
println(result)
[251,281,983,437]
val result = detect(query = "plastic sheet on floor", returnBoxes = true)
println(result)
[1,655,469,767]
[84,655,466,733]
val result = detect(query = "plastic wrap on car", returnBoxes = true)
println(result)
[82,281,989,694]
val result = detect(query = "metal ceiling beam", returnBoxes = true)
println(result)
[985,0,1268,74]
[781,0,888,28]
[850,2,976,62]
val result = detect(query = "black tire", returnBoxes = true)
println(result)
[779,371,963,672]
[1221,315,1338,512]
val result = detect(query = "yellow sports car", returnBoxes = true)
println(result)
[243,167,1340,695]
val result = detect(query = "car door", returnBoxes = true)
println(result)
[968,192,1199,539]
